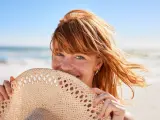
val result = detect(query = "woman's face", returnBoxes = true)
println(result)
[52,51,102,87]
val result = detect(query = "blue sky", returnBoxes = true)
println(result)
[0,0,160,48]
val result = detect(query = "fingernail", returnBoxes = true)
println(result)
[10,76,15,82]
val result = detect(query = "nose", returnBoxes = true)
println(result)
[59,57,73,72]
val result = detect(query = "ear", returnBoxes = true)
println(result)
[94,57,103,71]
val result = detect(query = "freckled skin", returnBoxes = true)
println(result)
[52,51,101,88]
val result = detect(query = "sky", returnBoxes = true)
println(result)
[0,0,160,48]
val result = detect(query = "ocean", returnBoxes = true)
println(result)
[0,46,160,84]
[0,46,51,64]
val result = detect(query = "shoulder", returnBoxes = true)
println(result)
[124,111,134,120]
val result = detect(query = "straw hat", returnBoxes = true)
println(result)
[0,68,111,120]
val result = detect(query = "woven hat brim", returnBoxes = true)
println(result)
[0,68,111,120]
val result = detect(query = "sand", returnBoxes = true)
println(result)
[124,82,160,120]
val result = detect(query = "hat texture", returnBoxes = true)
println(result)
[0,68,111,120]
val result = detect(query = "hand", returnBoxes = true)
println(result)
[91,88,126,120]
[0,76,15,101]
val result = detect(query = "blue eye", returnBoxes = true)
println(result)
[56,53,64,56]
[75,56,85,60]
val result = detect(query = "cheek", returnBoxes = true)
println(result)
[74,62,94,87]
[52,57,61,69]
[73,61,94,76]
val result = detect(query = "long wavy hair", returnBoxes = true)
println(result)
[50,9,146,99]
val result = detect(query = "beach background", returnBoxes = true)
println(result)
[0,1,160,120]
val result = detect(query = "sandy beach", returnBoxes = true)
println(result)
[123,83,160,120]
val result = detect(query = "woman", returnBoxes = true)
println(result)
[0,9,146,120]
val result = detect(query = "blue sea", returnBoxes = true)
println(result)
[0,46,51,64]
[0,46,160,84]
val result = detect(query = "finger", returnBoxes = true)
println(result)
[0,85,9,100]
[91,88,105,94]
[10,76,15,82]
[94,92,118,105]
[98,100,125,119]
[3,80,12,96]
[91,88,118,101]
[98,99,111,118]
[104,103,113,118]
[105,101,126,119]
[0,93,4,101]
